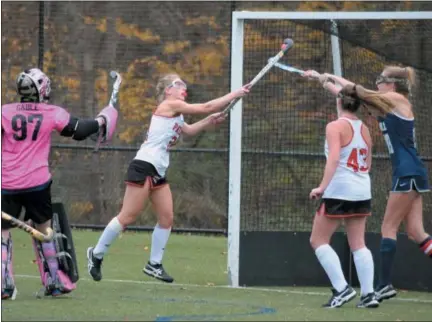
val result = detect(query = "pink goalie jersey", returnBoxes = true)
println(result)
[1,102,70,190]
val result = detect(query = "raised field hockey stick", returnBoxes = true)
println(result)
[273,61,321,79]
[223,38,294,115]
[108,70,122,108]
[94,70,123,152]
[1,211,54,242]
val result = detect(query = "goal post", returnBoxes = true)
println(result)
[228,11,432,288]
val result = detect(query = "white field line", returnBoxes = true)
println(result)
[16,274,432,304]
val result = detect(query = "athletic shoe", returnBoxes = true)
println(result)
[375,284,397,302]
[1,285,17,300]
[357,292,380,308]
[51,288,63,297]
[143,262,174,283]
[87,247,103,282]
[322,285,357,308]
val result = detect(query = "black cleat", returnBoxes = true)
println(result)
[322,285,357,308]
[357,292,380,308]
[375,284,397,302]
[87,247,103,282]
[143,262,174,283]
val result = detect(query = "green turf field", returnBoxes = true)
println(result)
[2,230,431,321]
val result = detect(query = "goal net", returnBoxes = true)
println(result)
[228,11,432,287]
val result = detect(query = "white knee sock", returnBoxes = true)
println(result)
[315,244,348,292]
[353,247,374,296]
[93,217,123,259]
[149,224,171,265]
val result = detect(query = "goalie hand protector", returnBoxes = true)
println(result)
[90,105,118,144]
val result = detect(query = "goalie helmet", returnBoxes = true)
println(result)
[16,68,51,103]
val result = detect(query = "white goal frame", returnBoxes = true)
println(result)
[227,11,432,288]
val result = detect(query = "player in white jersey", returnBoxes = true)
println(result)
[303,70,379,309]
[87,73,250,283]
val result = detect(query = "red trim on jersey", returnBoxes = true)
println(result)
[153,111,180,118]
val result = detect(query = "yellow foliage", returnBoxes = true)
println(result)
[213,36,229,56]
[70,201,94,215]
[404,1,413,10]
[194,47,225,76]
[244,25,276,49]
[297,1,337,11]
[63,78,80,90]
[155,59,175,74]
[185,16,218,30]
[119,126,145,144]
[382,20,406,35]
[94,69,109,107]
[307,30,325,41]
[83,16,107,33]
[43,51,55,71]
[1,70,17,102]
[163,40,191,55]
[10,66,21,81]
[341,1,369,10]
[115,18,160,43]
[83,16,94,24]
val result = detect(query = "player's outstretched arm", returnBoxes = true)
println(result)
[341,84,396,115]
[182,112,226,137]
[59,116,104,141]
[302,70,344,97]
[54,105,115,141]
[323,74,355,88]
[167,85,250,115]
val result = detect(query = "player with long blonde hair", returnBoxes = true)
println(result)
[87,74,250,283]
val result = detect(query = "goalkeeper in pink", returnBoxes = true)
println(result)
[1,68,116,299]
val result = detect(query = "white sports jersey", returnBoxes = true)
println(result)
[322,117,371,201]
[135,113,184,177]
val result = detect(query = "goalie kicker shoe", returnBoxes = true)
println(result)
[322,285,357,308]
[87,247,103,281]
[143,262,174,283]
[1,277,17,300]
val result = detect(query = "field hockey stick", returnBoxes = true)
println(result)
[108,70,122,108]
[273,61,321,80]
[94,70,122,152]
[223,38,294,115]
[1,211,54,242]
[273,61,305,75]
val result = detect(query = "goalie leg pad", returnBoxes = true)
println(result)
[96,105,118,143]
[33,239,77,295]
[52,203,79,284]
[2,232,16,299]
[32,205,79,295]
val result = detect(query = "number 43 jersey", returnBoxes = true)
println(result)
[323,118,371,201]
[1,103,70,190]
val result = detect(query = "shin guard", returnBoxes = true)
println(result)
[2,232,17,300]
